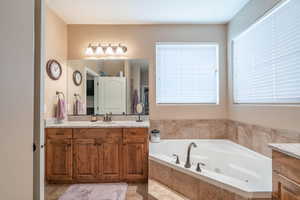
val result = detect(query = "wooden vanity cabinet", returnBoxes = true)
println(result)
[123,128,148,182]
[46,127,148,183]
[73,128,123,182]
[272,150,300,200]
[46,129,73,182]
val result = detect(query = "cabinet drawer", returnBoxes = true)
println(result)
[46,128,72,139]
[272,151,300,185]
[74,128,122,141]
[124,128,148,143]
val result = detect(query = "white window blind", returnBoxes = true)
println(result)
[156,43,219,104]
[233,0,300,104]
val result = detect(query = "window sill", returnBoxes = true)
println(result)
[231,103,300,108]
[156,103,220,106]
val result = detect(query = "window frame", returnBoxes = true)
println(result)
[155,42,220,105]
[231,0,300,105]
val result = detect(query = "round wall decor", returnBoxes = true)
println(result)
[46,59,62,80]
[73,70,82,86]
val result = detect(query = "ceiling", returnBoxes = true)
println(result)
[46,0,249,24]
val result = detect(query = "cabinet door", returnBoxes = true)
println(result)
[123,128,148,182]
[46,138,72,182]
[95,133,122,181]
[73,139,98,181]
[102,143,122,180]
[123,143,146,181]
[273,172,300,200]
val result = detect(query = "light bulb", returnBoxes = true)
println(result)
[95,44,104,55]
[116,44,124,55]
[85,44,94,56]
[105,44,114,55]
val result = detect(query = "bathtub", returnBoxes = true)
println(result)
[149,139,272,199]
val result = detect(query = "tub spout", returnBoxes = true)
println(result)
[184,142,197,168]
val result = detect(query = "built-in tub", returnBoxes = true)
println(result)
[149,139,272,199]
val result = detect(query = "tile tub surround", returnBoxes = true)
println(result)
[227,120,300,158]
[149,160,271,200]
[150,119,228,139]
[150,119,300,157]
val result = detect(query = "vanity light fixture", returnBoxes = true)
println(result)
[116,43,127,55]
[95,43,104,55]
[85,43,94,56]
[85,43,128,56]
[105,44,114,55]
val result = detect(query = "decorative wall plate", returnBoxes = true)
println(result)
[73,70,82,86]
[46,59,62,80]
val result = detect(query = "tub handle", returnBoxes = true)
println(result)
[172,154,180,164]
[196,162,205,172]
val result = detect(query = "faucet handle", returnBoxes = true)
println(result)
[172,154,180,164]
[196,162,205,172]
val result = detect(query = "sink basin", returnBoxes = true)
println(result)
[92,121,116,124]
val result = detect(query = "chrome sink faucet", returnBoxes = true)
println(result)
[103,112,112,122]
[184,142,197,168]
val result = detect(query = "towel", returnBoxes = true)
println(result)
[74,99,84,115]
[55,98,66,121]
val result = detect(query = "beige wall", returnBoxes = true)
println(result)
[67,24,228,120]
[227,0,300,132]
[47,3,300,132]
[0,0,35,199]
[45,7,68,118]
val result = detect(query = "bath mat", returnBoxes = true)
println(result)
[58,183,128,200]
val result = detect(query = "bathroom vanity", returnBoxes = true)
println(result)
[45,58,150,184]
[45,121,149,183]
[269,144,300,200]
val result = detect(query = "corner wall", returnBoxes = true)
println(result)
[227,0,300,132]
[45,7,68,119]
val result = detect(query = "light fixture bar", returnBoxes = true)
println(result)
[85,43,127,56]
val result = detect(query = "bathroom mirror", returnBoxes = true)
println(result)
[67,59,149,116]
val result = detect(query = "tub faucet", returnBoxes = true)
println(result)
[184,142,197,168]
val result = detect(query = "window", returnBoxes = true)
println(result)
[233,0,300,104]
[156,43,219,104]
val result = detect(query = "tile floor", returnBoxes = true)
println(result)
[148,179,189,200]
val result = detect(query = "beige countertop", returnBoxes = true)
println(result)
[46,120,150,128]
[269,143,300,160]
